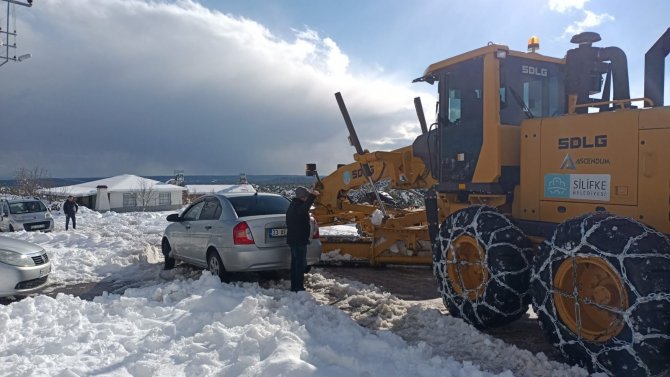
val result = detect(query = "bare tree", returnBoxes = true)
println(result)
[13,167,51,197]
[136,177,157,211]
[41,185,71,210]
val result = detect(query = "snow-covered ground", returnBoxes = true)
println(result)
[0,208,599,376]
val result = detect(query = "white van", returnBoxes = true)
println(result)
[0,198,54,232]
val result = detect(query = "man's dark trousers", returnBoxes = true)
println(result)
[290,244,307,292]
[66,214,76,230]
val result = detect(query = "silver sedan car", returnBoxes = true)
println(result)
[0,236,51,298]
[161,193,321,280]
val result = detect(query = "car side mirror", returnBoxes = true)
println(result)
[166,213,181,222]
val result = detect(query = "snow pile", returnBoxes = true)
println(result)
[371,209,384,225]
[319,224,365,262]
[319,224,358,237]
[1,274,513,377]
[320,249,357,262]
[307,272,597,377]
[0,208,598,377]
[7,206,172,286]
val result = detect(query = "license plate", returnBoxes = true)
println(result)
[269,228,287,237]
[32,224,45,230]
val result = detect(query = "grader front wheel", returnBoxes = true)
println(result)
[531,213,670,377]
[433,205,533,328]
[445,234,488,301]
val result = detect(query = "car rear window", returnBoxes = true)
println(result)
[227,195,289,217]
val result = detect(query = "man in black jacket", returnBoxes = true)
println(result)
[63,196,79,230]
[285,186,318,292]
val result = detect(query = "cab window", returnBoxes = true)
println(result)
[499,56,565,125]
[436,57,484,182]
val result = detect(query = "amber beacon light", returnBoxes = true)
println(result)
[527,36,540,52]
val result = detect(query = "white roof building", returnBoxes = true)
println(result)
[186,184,256,196]
[42,174,186,212]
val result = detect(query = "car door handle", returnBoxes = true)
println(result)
[205,226,212,230]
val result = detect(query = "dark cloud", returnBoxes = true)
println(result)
[0,0,433,178]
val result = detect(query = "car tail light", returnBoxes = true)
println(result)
[233,222,254,245]
[311,218,320,239]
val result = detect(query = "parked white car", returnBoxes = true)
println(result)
[0,198,54,232]
[161,193,321,280]
[0,236,51,298]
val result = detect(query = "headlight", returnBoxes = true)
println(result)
[0,250,34,267]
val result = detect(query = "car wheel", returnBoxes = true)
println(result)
[9,225,15,232]
[207,248,229,283]
[434,205,533,328]
[531,213,670,376]
[162,238,175,270]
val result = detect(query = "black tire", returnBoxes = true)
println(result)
[162,238,175,270]
[9,225,14,232]
[531,213,670,376]
[207,249,228,283]
[434,205,533,328]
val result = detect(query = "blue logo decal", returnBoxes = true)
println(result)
[544,174,570,198]
[343,171,352,186]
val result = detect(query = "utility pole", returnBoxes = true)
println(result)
[0,0,33,68]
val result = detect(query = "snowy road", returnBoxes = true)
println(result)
[7,268,591,377]
[0,208,600,376]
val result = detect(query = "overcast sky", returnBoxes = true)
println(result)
[1,0,668,178]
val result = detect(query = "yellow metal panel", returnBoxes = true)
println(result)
[538,202,639,224]
[638,128,670,234]
[423,44,508,77]
[320,241,371,259]
[539,111,639,206]
[423,45,564,78]
[639,106,670,130]
[472,52,501,183]
[501,125,521,166]
[518,119,543,221]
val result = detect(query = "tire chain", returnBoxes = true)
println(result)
[434,205,533,327]
[531,213,670,377]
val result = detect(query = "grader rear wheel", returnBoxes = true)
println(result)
[531,213,670,377]
[434,205,533,328]
[553,256,628,342]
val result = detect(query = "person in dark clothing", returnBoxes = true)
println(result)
[63,196,79,230]
[285,186,318,292]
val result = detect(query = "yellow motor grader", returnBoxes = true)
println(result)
[308,94,440,265]
[311,29,670,376]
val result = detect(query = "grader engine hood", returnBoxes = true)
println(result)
[534,110,639,207]
[540,112,638,205]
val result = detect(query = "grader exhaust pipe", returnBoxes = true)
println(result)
[645,27,670,107]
